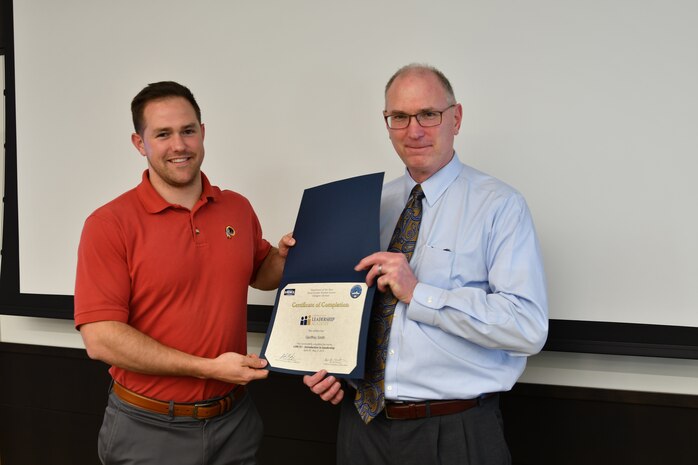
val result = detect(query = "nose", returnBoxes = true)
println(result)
[406,116,425,138]
[171,134,186,151]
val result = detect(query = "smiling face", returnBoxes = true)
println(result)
[131,96,205,200]
[384,70,462,183]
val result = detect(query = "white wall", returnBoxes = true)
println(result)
[3,0,698,395]
[11,0,698,326]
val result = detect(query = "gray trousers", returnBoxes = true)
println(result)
[337,392,511,465]
[98,389,263,465]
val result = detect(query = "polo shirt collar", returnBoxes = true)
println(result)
[136,170,218,213]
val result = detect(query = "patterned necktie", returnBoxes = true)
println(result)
[354,184,425,423]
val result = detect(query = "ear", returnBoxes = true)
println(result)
[131,132,146,156]
[200,123,205,141]
[452,103,463,136]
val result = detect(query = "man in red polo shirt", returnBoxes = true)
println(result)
[74,81,293,465]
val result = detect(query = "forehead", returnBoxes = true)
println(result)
[142,97,198,128]
[385,71,449,111]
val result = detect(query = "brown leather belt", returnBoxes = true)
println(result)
[385,394,495,420]
[112,382,245,420]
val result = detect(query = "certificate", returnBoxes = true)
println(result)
[260,172,384,377]
[262,282,367,374]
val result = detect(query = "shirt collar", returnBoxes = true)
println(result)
[136,170,218,214]
[404,153,464,206]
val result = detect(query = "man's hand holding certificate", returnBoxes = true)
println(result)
[260,173,384,378]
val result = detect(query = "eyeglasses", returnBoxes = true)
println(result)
[384,104,456,129]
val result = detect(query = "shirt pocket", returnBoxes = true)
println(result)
[452,248,489,291]
[418,245,456,288]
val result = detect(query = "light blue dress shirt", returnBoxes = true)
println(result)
[382,154,548,401]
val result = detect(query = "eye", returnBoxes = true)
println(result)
[421,111,439,119]
[155,131,169,138]
[391,114,408,122]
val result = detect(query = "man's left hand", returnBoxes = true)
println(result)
[303,370,344,405]
[278,232,295,256]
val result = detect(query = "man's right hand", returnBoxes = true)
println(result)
[303,370,344,405]
[80,320,269,384]
[206,352,269,385]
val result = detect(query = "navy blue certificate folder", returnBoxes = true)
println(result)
[260,172,384,377]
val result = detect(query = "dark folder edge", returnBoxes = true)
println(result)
[260,172,384,378]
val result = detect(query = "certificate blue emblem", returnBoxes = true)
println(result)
[350,285,363,299]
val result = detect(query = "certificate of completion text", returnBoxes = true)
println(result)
[263,282,368,374]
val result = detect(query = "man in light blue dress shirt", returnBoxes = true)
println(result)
[305,63,548,465]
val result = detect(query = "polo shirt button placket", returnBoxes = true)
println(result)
[189,212,201,243]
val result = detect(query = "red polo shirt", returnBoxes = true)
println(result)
[74,171,271,402]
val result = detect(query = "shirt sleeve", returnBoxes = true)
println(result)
[74,213,132,329]
[407,194,548,356]
[249,207,272,284]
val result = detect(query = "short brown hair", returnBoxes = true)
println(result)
[131,81,201,134]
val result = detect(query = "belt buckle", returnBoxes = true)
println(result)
[384,402,408,420]
[192,400,218,419]
[384,404,395,420]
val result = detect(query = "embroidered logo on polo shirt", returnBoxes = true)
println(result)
[225,226,236,239]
